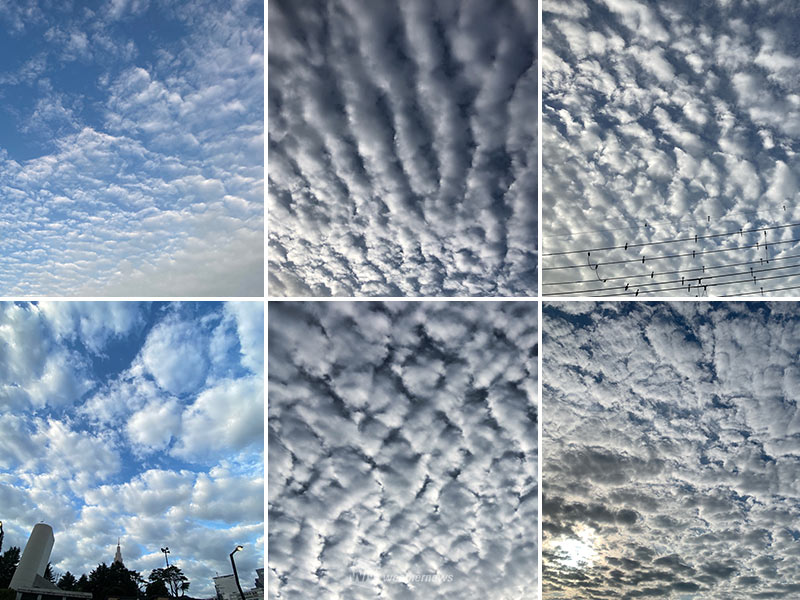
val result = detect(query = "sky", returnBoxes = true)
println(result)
[268,0,537,297]
[542,0,800,297]
[268,301,537,599]
[0,0,263,296]
[543,301,800,598]
[0,301,264,597]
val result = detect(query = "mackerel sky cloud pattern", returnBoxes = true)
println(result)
[544,302,800,598]
[0,0,263,296]
[268,0,538,297]
[543,0,800,296]
[268,301,538,598]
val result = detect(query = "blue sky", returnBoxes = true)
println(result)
[544,301,800,598]
[542,0,800,296]
[0,301,264,597]
[268,0,537,297]
[0,1,263,296]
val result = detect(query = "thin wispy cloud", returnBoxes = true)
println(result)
[544,302,800,598]
[268,301,538,598]
[268,0,537,297]
[0,0,263,296]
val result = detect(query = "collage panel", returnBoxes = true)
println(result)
[542,0,800,298]
[0,2,264,297]
[0,301,264,600]
[268,0,538,297]
[268,301,538,598]
[543,301,800,598]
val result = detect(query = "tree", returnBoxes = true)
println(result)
[44,563,58,584]
[76,574,90,593]
[0,547,20,589]
[85,562,142,600]
[147,567,189,598]
[144,578,169,600]
[58,572,78,591]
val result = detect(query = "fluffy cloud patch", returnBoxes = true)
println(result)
[269,301,537,598]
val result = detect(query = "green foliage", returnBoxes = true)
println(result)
[144,578,169,600]
[85,562,142,600]
[0,547,20,589]
[147,566,189,598]
[44,563,57,584]
[58,571,78,591]
[0,588,16,600]
[76,574,90,592]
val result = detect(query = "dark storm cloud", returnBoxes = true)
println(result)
[268,0,537,296]
[543,302,800,599]
[543,0,800,297]
[268,301,537,598]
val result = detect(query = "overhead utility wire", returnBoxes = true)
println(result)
[723,284,800,297]
[542,251,800,286]
[542,236,800,271]
[541,261,800,296]
[543,222,800,257]
[581,268,800,298]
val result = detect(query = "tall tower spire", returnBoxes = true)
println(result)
[114,538,123,566]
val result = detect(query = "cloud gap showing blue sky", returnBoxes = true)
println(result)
[268,0,537,297]
[268,301,538,598]
[0,301,264,597]
[543,301,800,598]
[0,0,263,296]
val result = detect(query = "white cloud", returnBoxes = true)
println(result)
[268,0,537,296]
[140,315,209,395]
[172,376,263,459]
[268,302,537,599]
[543,302,800,596]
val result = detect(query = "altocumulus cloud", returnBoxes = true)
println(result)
[0,302,264,596]
[268,302,537,598]
[543,0,800,296]
[0,1,263,296]
[268,0,537,297]
[544,302,800,598]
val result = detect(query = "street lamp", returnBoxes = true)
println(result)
[161,547,176,597]
[229,545,245,600]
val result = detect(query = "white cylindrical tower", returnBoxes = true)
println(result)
[9,523,55,590]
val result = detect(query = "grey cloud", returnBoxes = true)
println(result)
[543,302,800,598]
[268,0,537,296]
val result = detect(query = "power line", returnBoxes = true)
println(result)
[722,284,800,297]
[542,222,800,257]
[542,261,800,296]
[542,236,800,271]
[542,252,800,286]
[577,268,800,297]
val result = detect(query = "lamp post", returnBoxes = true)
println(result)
[161,547,176,597]
[229,546,245,600]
